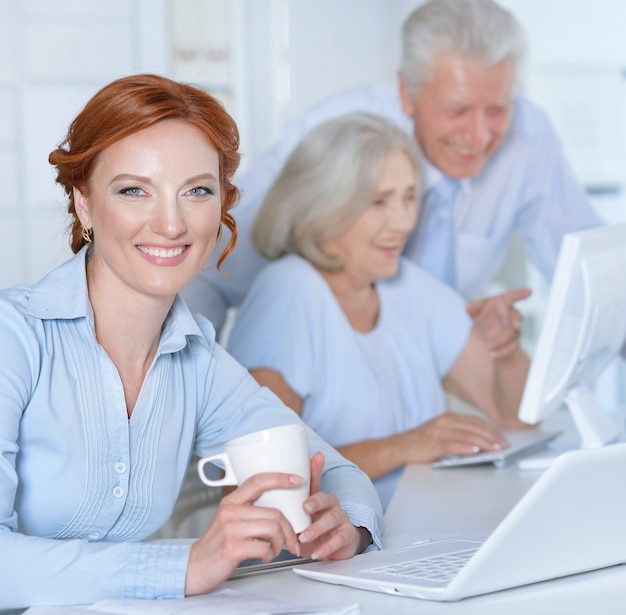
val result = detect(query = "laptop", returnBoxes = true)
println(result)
[294,443,626,601]
[431,427,562,468]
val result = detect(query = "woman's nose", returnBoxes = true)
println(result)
[389,200,417,232]
[150,199,187,237]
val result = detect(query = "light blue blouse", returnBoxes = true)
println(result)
[228,255,473,508]
[0,248,383,609]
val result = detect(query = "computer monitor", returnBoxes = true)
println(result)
[518,223,626,449]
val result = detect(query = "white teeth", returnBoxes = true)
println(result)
[138,245,185,258]
[450,144,481,156]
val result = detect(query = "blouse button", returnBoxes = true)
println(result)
[115,462,127,474]
[88,532,101,540]
[113,485,124,498]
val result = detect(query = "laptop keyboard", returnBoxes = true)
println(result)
[366,548,479,584]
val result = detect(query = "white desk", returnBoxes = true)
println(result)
[383,458,538,537]
[226,413,626,613]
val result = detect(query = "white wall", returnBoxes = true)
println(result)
[237,0,414,167]
[500,0,626,220]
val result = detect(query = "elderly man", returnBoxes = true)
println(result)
[183,0,601,354]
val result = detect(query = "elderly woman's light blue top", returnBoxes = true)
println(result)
[0,248,383,609]
[228,255,472,509]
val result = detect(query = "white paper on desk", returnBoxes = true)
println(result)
[25,588,360,615]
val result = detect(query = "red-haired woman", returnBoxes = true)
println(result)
[0,74,382,608]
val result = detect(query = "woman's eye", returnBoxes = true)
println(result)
[118,187,145,197]
[188,186,214,197]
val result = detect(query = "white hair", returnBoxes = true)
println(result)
[252,113,420,270]
[400,0,527,94]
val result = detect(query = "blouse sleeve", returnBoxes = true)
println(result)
[227,257,322,399]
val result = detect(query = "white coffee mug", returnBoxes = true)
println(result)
[197,423,312,533]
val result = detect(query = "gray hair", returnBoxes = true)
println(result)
[252,113,419,270]
[400,0,527,95]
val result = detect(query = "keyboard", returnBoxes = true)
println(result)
[366,548,479,584]
[432,428,562,469]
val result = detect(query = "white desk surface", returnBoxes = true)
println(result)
[225,412,626,614]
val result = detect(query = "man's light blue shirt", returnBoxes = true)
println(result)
[182,84,602,334]
[0,248,383,608]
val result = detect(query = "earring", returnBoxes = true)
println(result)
[81,226,93,243]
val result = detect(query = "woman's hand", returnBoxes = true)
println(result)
[185,471,302,596]
[297,451,365,561]
[185,451,364,595]
[398,412,510,464]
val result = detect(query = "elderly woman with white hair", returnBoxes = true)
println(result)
[227,113,531,509]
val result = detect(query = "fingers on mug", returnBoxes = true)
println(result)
[196,424,312,533]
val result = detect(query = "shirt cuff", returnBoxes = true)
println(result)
[123,541,191,599]
[341,500,384,551]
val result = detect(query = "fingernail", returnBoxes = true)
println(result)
[299,531,312,543]
[289,475,303,485]
[472,446,480,453]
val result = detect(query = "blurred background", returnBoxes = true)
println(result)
[1,0,625,405]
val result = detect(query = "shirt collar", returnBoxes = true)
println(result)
[418,150,471,198]
[25,247,205,353]
[160,294,206,354]
[26,247,93,321]
[418,152,443,194]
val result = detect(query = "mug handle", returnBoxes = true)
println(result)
[197,452,237,487]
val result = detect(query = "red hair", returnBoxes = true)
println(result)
[48,73,240,269]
